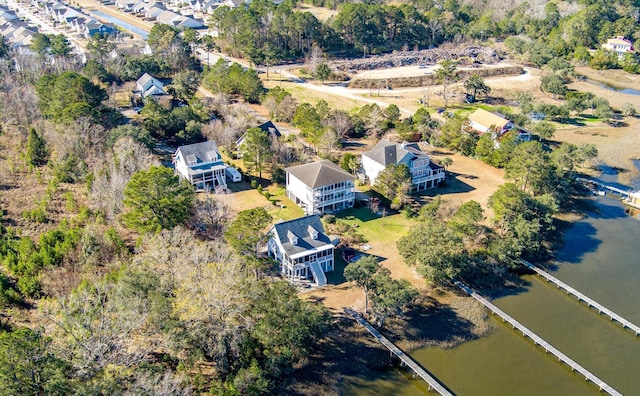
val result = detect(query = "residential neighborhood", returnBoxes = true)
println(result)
[0,0,639,394]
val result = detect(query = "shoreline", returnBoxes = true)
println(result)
[291,192,608,395]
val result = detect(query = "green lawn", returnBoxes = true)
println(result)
[264,184,304,221]
[334,207,415,244]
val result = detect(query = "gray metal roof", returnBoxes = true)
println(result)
[271,215,333,258]
[175,141,221,165]
[285,160,354,189]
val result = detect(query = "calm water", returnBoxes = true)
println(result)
[90,10,149,39]
[584,79,640,96]
[344,195,640,395]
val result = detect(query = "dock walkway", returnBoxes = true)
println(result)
[523,260,640,336]
[344,308,453,396]
[455,282,622,396]
[577,177,633,199]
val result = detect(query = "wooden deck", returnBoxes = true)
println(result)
[522,260,640,336]
[455,282,622,396]
[344,308,454,396]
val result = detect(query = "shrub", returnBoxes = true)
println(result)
[323,214,336,224]
[271,166,285,184]
[263,191,271,200]
[251,179,258,189]
[257,185,263,194]
[23,207,47,223]
[402,207,418,218]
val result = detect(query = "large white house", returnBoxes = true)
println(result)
[362,139,445,192]
[173,141,228,192]
[268,215,336,285]
[286,160,355,215]
[602,36,635,59]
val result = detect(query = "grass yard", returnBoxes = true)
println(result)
[333,208,426,289]
[295,3,338,22]
[263,184,304,220]
[335,207,414,245]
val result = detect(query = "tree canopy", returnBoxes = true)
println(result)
[241,127,273,178]
[122,166,195,233]
[35,72,107,123]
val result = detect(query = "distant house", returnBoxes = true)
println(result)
[222,0,246,7]
[466,108,531,145]
[602,36,635,59]
[235,120,282,156]
[173,140,228,192]
[285,160,355,215]
[81,20,116,38]
[267,214,336,285]
[467,108,512,135]
[361,139,445,192]
[114,0,137,10]
[135,73,166,98]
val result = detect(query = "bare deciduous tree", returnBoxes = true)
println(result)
[188,196,229,240]
[91,137,158,219]
[326,110,353,141]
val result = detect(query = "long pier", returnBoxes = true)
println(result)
[344,308,453,396]
[522,260,640,336]
[577,177,633,199]
[455,282,622,396]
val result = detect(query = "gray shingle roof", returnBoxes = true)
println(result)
[236,120,282,146]
[175,141,221,165]
[362,139,429,166]
[285,160,354,189]
[271,215,333,258]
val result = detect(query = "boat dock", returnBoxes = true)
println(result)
[455,282,622,396]
[522,260,640,336]
[344,308,453,396]
[577,177,633,199]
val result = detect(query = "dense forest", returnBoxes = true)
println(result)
[210,0,640,73]
[0,0,638,393]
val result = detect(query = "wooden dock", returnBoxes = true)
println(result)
[577,177,633,199]
[522,260,640,336]
[455,282,622,396]
[344,308,454,396]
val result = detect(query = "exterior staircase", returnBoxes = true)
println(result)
[309,261,327,286]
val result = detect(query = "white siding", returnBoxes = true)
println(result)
[362,155,385,186]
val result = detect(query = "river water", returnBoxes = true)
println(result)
[90,10,149,39]
[343,194,640,395]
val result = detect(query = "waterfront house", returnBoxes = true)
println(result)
[115,0,136,11]
[361,139,445,192]
[285,160,355,215]
[267,214,336,285]
[81,19,116,38]
[173,140,228,192]
[602,36,635,59]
